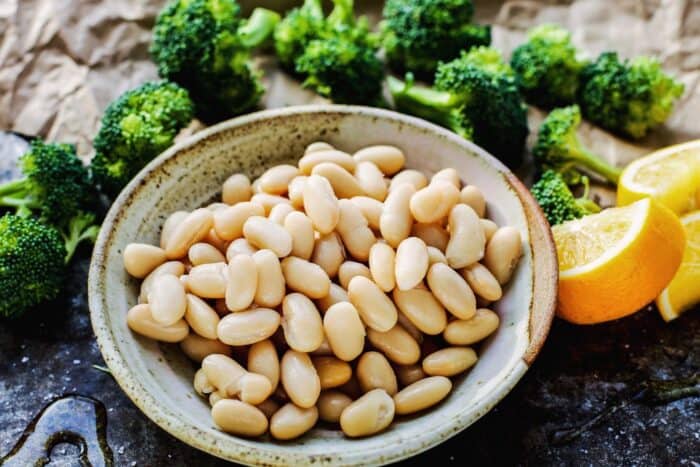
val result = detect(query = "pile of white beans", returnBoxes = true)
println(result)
[123,142,522,440]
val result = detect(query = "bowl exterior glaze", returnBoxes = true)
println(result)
[89,105,557,466]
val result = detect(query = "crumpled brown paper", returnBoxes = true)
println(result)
[1,0,699,174]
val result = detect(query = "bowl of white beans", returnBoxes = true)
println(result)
[89,105,557,466]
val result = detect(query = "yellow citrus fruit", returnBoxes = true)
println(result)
[552,198,685,324]
[656,210,700,321]
[617,139,700,214]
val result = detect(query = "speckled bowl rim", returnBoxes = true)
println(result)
[89,105,557,466]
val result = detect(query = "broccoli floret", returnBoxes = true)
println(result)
[381,0,491,78]
[510,24,587,108]
[533,105,622,184]
[151,0,280,122]
[388,47,529,167]
[274,0,325,70]
[0,214,67,318]
[90,81,194,197]
[531,170,600,226]
[578,52,684,139]
[0,140,93,224]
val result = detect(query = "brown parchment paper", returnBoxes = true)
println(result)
[2,0,699,182]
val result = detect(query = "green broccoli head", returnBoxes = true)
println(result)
[274,0,325,70]
[151,0,279,122]
[295,34,384,105]
[0,140,94,225]
[533,105,622,184]
[530,170,600,226]
[578,52,684,139]
[510,24,587,108]
[382,0,491,78]
[0,214,66,318]
[90,81,194,197]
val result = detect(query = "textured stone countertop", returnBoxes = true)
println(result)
[0,250,698,466]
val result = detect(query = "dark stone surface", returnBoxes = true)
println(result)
[0,249,698,466]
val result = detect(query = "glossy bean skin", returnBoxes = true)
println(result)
[348,276,398,332]
[305,141,334,154]
[338,261,372,290]
[298,149,356,175]
[288,175,307,209]
[357,351,398,395]
[395,364,427,387]
[187,262,227,298]
[409,182,460,224]
[127,304,189,342]
[354,161,387,201]
[462,263,503,301]
[188,242,226,266]
[367,325,421,365]
[315,283,349,313]
[212,400,268,437]
[446,204,485,268]
[431,168,461,189]
[380,184,416,248]
[459,186,486,217]
[139,261,185,303]
[284,211,314,259]
[252,249,285,308]
[353,146,405,175]
[222,173,252,205]
[248,339,280,392]
[185,294,220,339]
[394,376,452,415]
[303,175,340,234]
[483,226,522,284]
[202,354,272,404]
[217,308,280,346]
[281,350,321,409]
[311,162,365,198]
[480,219,498,242]
[336,199,376,261]
[369,242,396,292]
[251,193,292,215]
[426,246,447,265]
[123,243,167,278]
[395,237,429,291]
[194,368,215,395]
[443,308,500,345]
[148,274,187,326]
[426,263,477,320]
[318,390,352,423]
[350,196,383,230]
[165,209,214,259]
[180,334,230,363]
[270,403,319,440]
[214,202,266,241]
[243,216,293,257]
[160,211,189,249]
[411,223,449,251]
[422,347,478,377]
[397,311,424,344]
[258,164,299,195]
[282,293,324,352]
[390,169,428,192]
[204,228,227,253]
[313,356,353,389]
[281,257,331,299]
[268,203,295,225]
[225,255,257,312]
[226,238,257,261]
[311,232,345,278]
[392,288,447,335]
[323,302,365,361]
[340,389,395,438]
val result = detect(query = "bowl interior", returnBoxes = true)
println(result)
[89,106,555,466]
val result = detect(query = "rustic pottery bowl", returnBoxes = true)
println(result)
[89,105,557,466]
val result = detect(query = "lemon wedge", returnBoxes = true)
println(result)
[552,198,685,324]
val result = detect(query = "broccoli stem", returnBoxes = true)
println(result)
[62,214,100,263]
[0,178,27,197]
[571,145,622,184]
[328,0,354,26]
[388,76,466,137]
[239,8,281,49]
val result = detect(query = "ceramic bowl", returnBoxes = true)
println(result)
[88,105,557,466]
